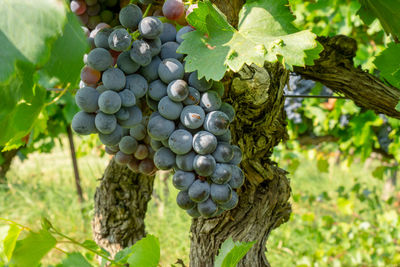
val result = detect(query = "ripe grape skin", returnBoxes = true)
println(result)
[183,87,200,105]
[167,80,189,102]
[129,124,146,140]
[211,163,232,184]
[161,139,169,148]
[172,170,195,190]
[198,198,218,217]
[158,58,184,84]
[180,105,205,129]
[229,145,243,165]
[94,28,113,49]
[95,112,117,134]
[159,23,177,43]
[130,40,152,66]
[162,0,185,21]
[146,38,162,57]
[216,129,231,143]
[116,108,130,121]
[219,102,235,122]
[126,74,148,99]
[168,129,193,155]
[158,96,183,120]
[81,65,101,84]
[119,4,142,29]
[108,29,132,52]
[119,106,143,128]
[117,51,140,74]
[134,144,149,160]
[154,147,176,170]
[115,151,132,165]
[147,115,175,141]
[87,4,101,16]
[192,131,218,155]
[140,56,161,82]
[71,111,96,135]
[75,87,99,113]
[98,90,122,114]
[203,111,230,136]
[146,93,159,111]
[176,151,196,171]
[70,0,86,15]
[219,190,238,210]
[176,26,194,44]
[212,142,234,163]
[138,159,156,175]
[188,180,210,203]
[229,165,244,189]
[127,158,140,172]
[210,183,232,204]
[105,145,118,155]
[139,16,164,39]
[150,139,163,151]
[193,154,216,177]
[186,205,201,218]
[119,136,138,154]
[176,191,196,210]
[188,71,213,92]
[102,68,126,91]
[148,80,167,101]
[99,125,123,146]
[160,42,183,60]
[96,85,108,94]
[200,91,222,112]
[119,89,136,107]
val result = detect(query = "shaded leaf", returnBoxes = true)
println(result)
[57,252,92,267]
[374,43,400,88]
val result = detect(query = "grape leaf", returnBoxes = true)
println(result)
[214,237,255,267]
[57,253,93,267]
[126,235,160,267]
[178,0,321,81]
[3,224,22,261]
[374,43,400,88]
[357,0,400,40]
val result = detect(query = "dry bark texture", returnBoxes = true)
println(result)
[294,35,400,119]
[92,159,155,257]
[189,63,292,267]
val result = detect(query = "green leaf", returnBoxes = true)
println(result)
[58,253,92,267]
[214,237,255,267]
[3,224,22,260]
[9,229,57,267]
[374,43,400,88]
[178,0,320,81]
[125,235,160,267]
[372,166,386,180]
[357,0,400,39]
[317,158,329,173]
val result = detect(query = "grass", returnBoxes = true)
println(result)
[0,138,399,266]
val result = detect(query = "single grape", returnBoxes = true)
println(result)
[70,0,87,15]
[95,112,117,134]
[119,136,138,154]
[212,142,234,163]
[219,190,238,210]
[200,91,222,112]
[160,42,183,60]
[99,125,123,146]
[147,115,175,141]
[148,79,167,101]
[105,145,118,155]
[219,103,235,123]
[193,154,216,177]
[180,105,205,129]
[94,28,113,49]
[198,198,218,217]
[146,38,162,57]
[98,90,122,114]
[162,0,184,21]
[211,163,232,184]
[140,56,161,82]
[119,4,142,29]
[117,51,140,74]
[210,183,232,204]
[172,170,195,190]
[146,93,159,111]
[81,65,101,84]
[186,205,201,218]
[153,147,176,170]
[134,144,149,160]
[188,180,210,203]
[217,129,231,143]
[168,129,193,155]
[212,82,225,97]
[102,68,126,91]
[126,74,148,98]
[183,87,201,105]
[71,111,96,135]
[119,106,143,128]
[229,145,243,165]
[229,165,244,189]
[115,151,132,165]
[176,151,196,171]
[119,89,136,107]
[158,58,184,84]
[130,39,152,66]
[188,71,213,92]
[139,16,163,39]
[127,158,140,172]
[176,190,196,210]
[138,159,156,175]
[176,26,194,43]
[78,13,89,25]
[203,111,229,136]
[108,28,132,51]
[116,107,130,121]
[100,10,114,23]
[87,15,102,30]
[75,87,99,113]
[150,139,163,151]
[159,23,177,43]
[158,96,183,120]
[167,80,189,102]
[95,84,107,94]
[129,124,146,140]
[87,3,101,16]
[192,131,218,155]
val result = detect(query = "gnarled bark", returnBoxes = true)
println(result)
[92,159,155,257]
[0,148,19,184]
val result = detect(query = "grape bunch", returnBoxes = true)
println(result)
[71,1,245,218]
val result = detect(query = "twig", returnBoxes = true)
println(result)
[284,94,348,99]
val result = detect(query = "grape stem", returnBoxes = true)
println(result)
[143,3,152,18]
[284,94,348,99]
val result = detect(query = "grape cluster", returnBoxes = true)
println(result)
[71,1,245,218]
